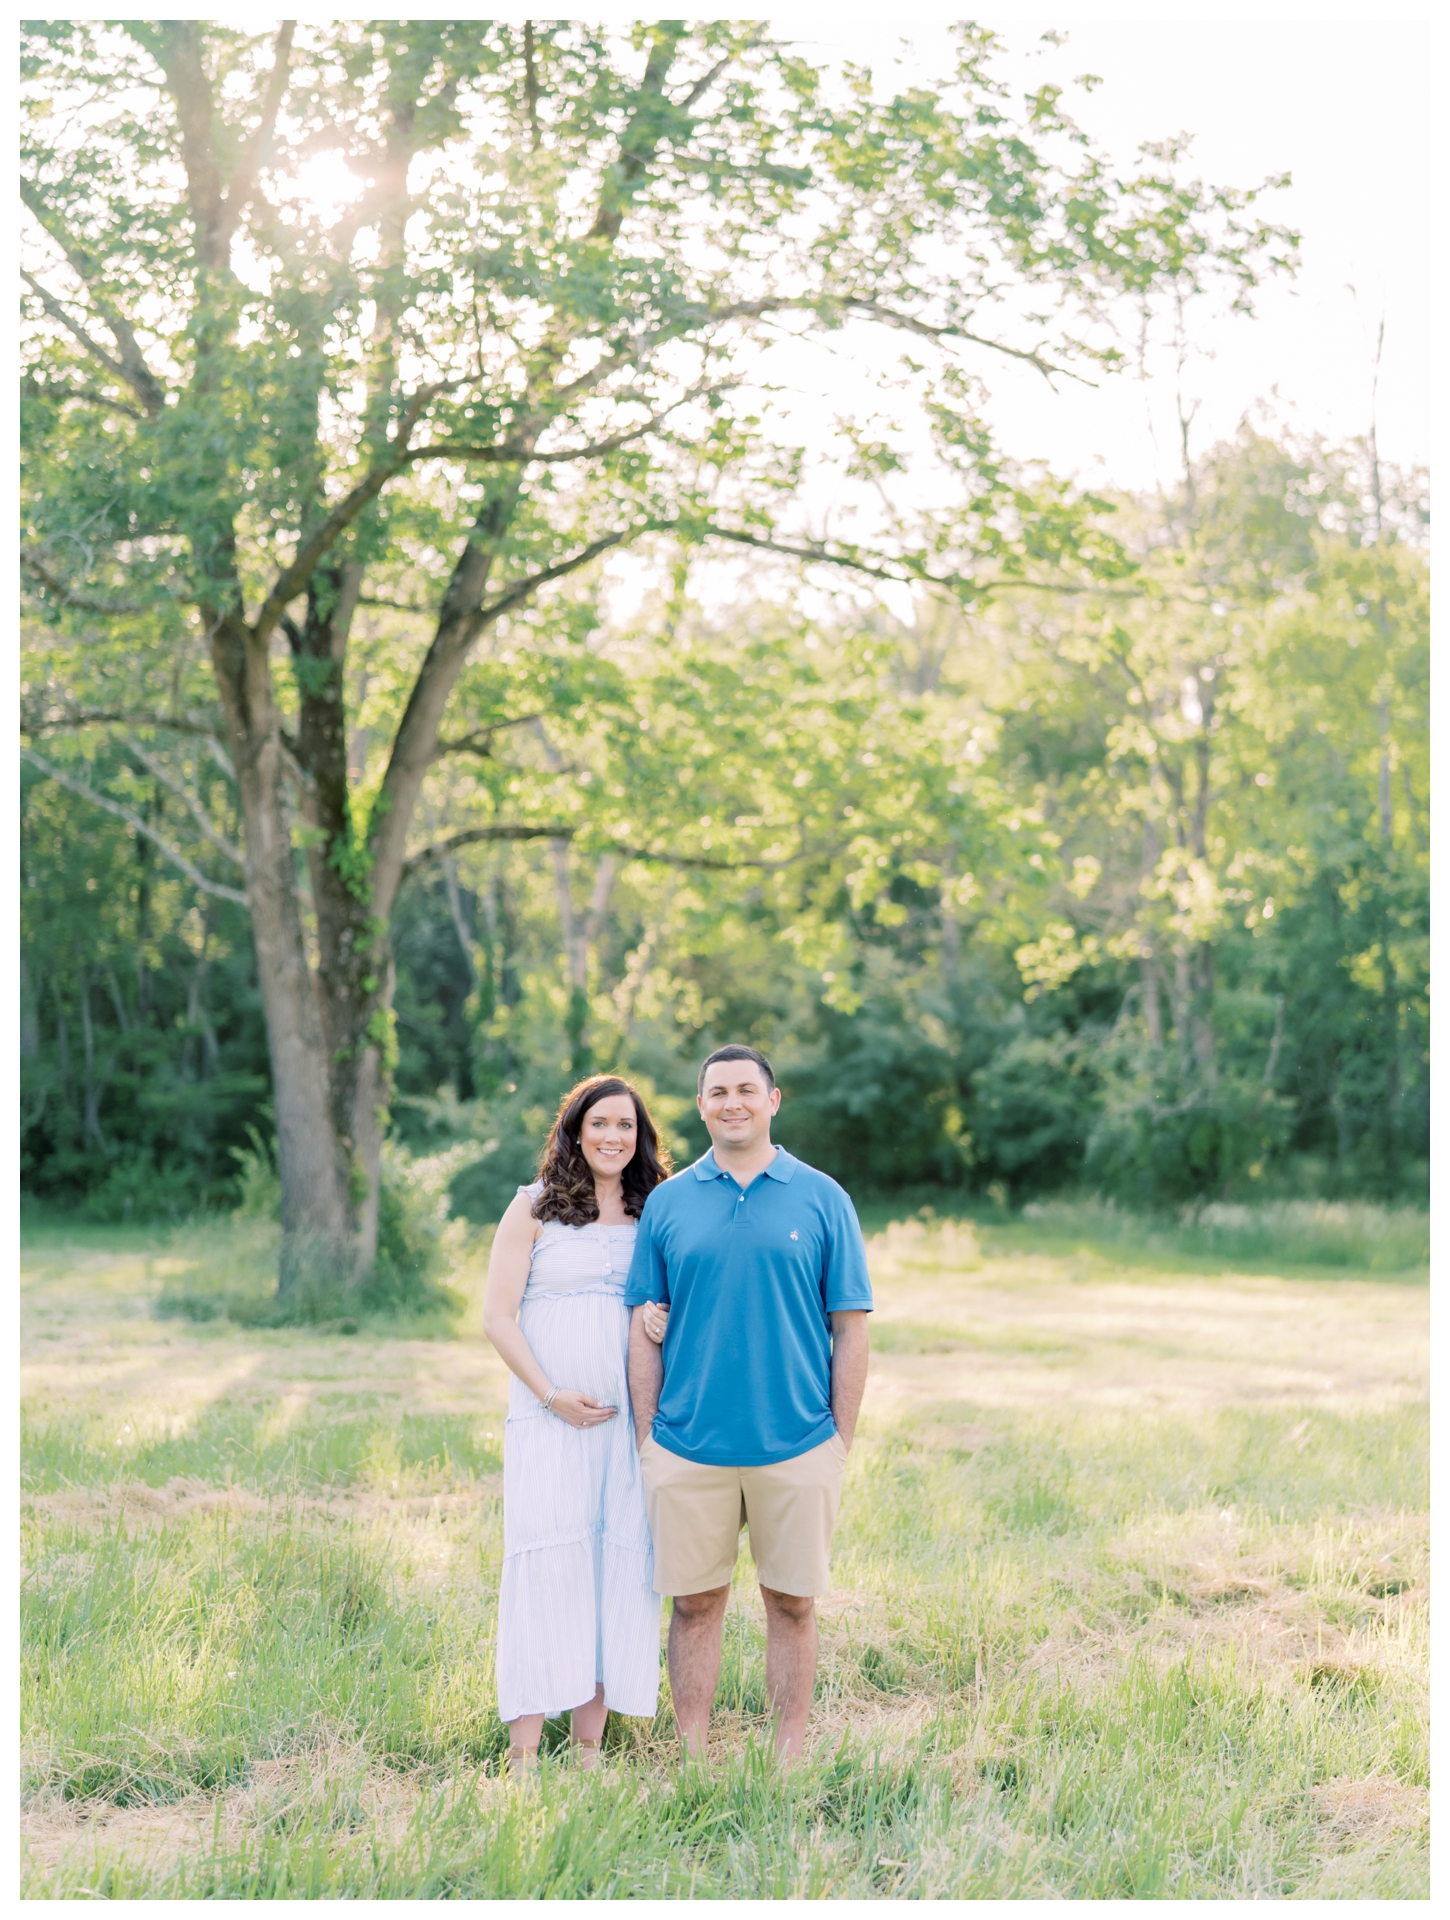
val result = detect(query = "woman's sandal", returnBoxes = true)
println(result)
[505,1744,539,1780]
[570,1738,602,1771]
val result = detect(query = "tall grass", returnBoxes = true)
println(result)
[1016,1196,1429,1273]
[21,1213,1428,1898]
[22,1397,1427,1897]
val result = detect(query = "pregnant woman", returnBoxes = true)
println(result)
[483,1074,672,1776]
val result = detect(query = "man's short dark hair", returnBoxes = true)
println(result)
[697,1044,776,1095]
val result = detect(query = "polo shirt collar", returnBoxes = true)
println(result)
[691,1146,797,1183]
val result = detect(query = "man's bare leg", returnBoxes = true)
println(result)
[759,1585,818,1760]
[667,1585,731,1759]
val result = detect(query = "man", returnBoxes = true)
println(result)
[625,1044,872,1761]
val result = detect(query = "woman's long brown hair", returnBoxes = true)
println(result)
[532,1075,672,1226]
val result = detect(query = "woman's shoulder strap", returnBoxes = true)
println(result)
[515,1179,547,1215]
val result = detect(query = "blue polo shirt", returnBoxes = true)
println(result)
[624,1146,873,1467]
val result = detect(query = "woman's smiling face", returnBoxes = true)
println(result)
[577,1093,638,1180]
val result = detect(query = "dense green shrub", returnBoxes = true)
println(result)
[1084,1049,1296,1209]
[965,1029,1103,1196]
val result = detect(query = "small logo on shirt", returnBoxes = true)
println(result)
[790,1230,799,1240]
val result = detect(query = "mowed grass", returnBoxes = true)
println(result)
[20,1209,1429,1898]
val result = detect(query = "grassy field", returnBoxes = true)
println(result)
[20,1205,1428,1898]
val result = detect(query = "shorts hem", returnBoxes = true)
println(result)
[648,1432,839,1470]
[654,1569,737,1599]
[752,1562,833,1598]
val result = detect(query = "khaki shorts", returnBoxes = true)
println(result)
[638,1432,849,1598]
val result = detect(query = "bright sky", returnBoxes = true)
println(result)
[794,8,1434,493]
[604,6,1435,618]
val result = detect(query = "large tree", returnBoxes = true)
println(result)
[20,19,1291,1280]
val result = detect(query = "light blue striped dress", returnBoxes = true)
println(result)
[495,1183,661,1724]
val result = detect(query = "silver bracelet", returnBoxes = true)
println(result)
[542,1387,559,1414]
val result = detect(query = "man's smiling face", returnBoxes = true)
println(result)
[697,1060,781,1156]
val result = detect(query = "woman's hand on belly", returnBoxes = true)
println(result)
[548,1388,618,1429]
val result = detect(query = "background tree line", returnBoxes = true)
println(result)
[23,21,1422,1292]
[23,425,1428,1226]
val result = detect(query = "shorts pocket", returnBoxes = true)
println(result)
[827,1431,850,1462]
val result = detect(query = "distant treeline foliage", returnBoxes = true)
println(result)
[22,433,1427,1218]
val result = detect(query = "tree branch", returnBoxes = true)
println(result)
[702,525,1176,606]
[587,25,683,242]
[675,46,741,112]
[405,381,729,470]
[431,712,547,762]
[523,21,541,149]
[703,524,979,597]
[607,835,834,873]
[219,21,296,245]
[21,748,249,904]
[548,310,756,406]
[840,299,1081,384]
[22,702,228,743]
[20,269,166,416]
[122,736,245,867]
[21,547,149,616]
[360,594,434,615]
[633,292,1079,383]
[986,577,1209,605]
[20,190,168,413]
[402,822,579,879]
[473,530,637,627]
[403,822,829,881]
[139,22,229,271]
[251,377,461,644]
[25,377,145,421]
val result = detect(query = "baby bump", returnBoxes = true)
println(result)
[515,1291,629,1406]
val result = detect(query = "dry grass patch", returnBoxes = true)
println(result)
[1313,1774,1429,1847]
[19,1740,471,1883]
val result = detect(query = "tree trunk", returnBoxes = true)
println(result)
[76,953,108,1155]
[105,970,131,1037]
[51,973,69,1090]
[551,837,591,1073]
[135,793,155,1020]
[548,840,617,1075]
[20,955,40,1058]
[939,850,961,976]
[209,608,350,1281]
[286,561,395,1277]
[1331,1077,1351,1191]
[1138,819,1162,1045]
[1139,953,1162,1047]
[277,509,528,1277]
[440,852,477,987]
[1170,944,1193,1074]
[1376,688,1401,1191]
[185,950,220,1079]
[617,881,675,1036]
[1190,940,1217,1085]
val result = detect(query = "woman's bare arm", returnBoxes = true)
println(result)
[482,1193,617,1428]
